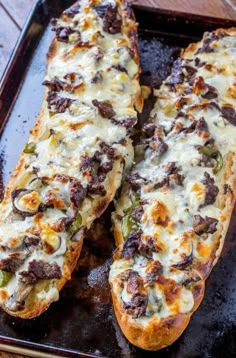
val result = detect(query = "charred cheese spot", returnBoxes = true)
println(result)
[181,230,195,242]
[2,237,19,250]
[197,242,211,258]
[166,220,175,235]
[0,290,8,301]
[220,214,228,222]
[117,38,129,46]
[44,192,66,210]
[169,302,180,314]
[69,120,93,130]
[155,239,167,253]
[191,183,206,202]
[226,86,236,99]
[157,276,181,305]
[150,201,169,227]
[40,224,61,254]
[193,77,206,95]
[72,83,86,95]
[18,191,42,212]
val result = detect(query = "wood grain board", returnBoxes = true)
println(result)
[0,0,235,357]
[137,0,236,19]
[0,5,19,79]
[0,354,25,358]
[0,0,236,80]
[0,0,35,27]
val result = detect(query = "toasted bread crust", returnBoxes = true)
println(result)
[1,235,84,318]
[111,279,205,350]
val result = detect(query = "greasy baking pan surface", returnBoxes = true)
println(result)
[0,1,235,357]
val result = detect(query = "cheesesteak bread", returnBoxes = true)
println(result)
[109,28,236,350]
[0,0,142,318]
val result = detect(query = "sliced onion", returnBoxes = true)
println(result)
[11,189,42,217]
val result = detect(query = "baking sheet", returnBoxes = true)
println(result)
[0,1,235,357]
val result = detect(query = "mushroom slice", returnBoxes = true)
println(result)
[5,282,34,312]
[171,248,193,270]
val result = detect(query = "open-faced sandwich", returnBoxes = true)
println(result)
[109,28,236,350]
[0,0,142,318]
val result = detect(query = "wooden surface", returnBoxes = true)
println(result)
[0,0,236,80]
[0,355,25,358]
[0,0,235,357]
[139,0,236,19]
[0,0,35,77]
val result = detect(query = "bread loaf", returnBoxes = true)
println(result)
[0,0,142,318]
[109,28,236,350]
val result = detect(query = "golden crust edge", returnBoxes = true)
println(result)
[111,280,205,351]
[182,27,236,57]
[1,235,84,319]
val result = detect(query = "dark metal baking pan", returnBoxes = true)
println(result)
[0,1,235,357]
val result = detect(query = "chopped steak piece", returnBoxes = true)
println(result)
[121,231,142,258]
[92,99,115,119]
[0,257,24,273]
[111,117,137,128]
[201,84,218,99]
[126,271,144,295]
[63,4,80,16]
[131,205,144,222]
[19,271,38,285]
[23,236,40,250]
[69,181,87,207]
[193,215,218,235]
[47,92,74,113]
[126,173,147,190]
[171,251,193,270]
[138,237,157,258]
[200,172,219,208]
[148,137,168,155]
[94,4,122,34]
[26,260,62,280]
[146,261,163,285]
[196,117,209,135]
[43,78,72,92]
[221,106,236,126]
[123,293,148,318]
[165,59,184,85]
